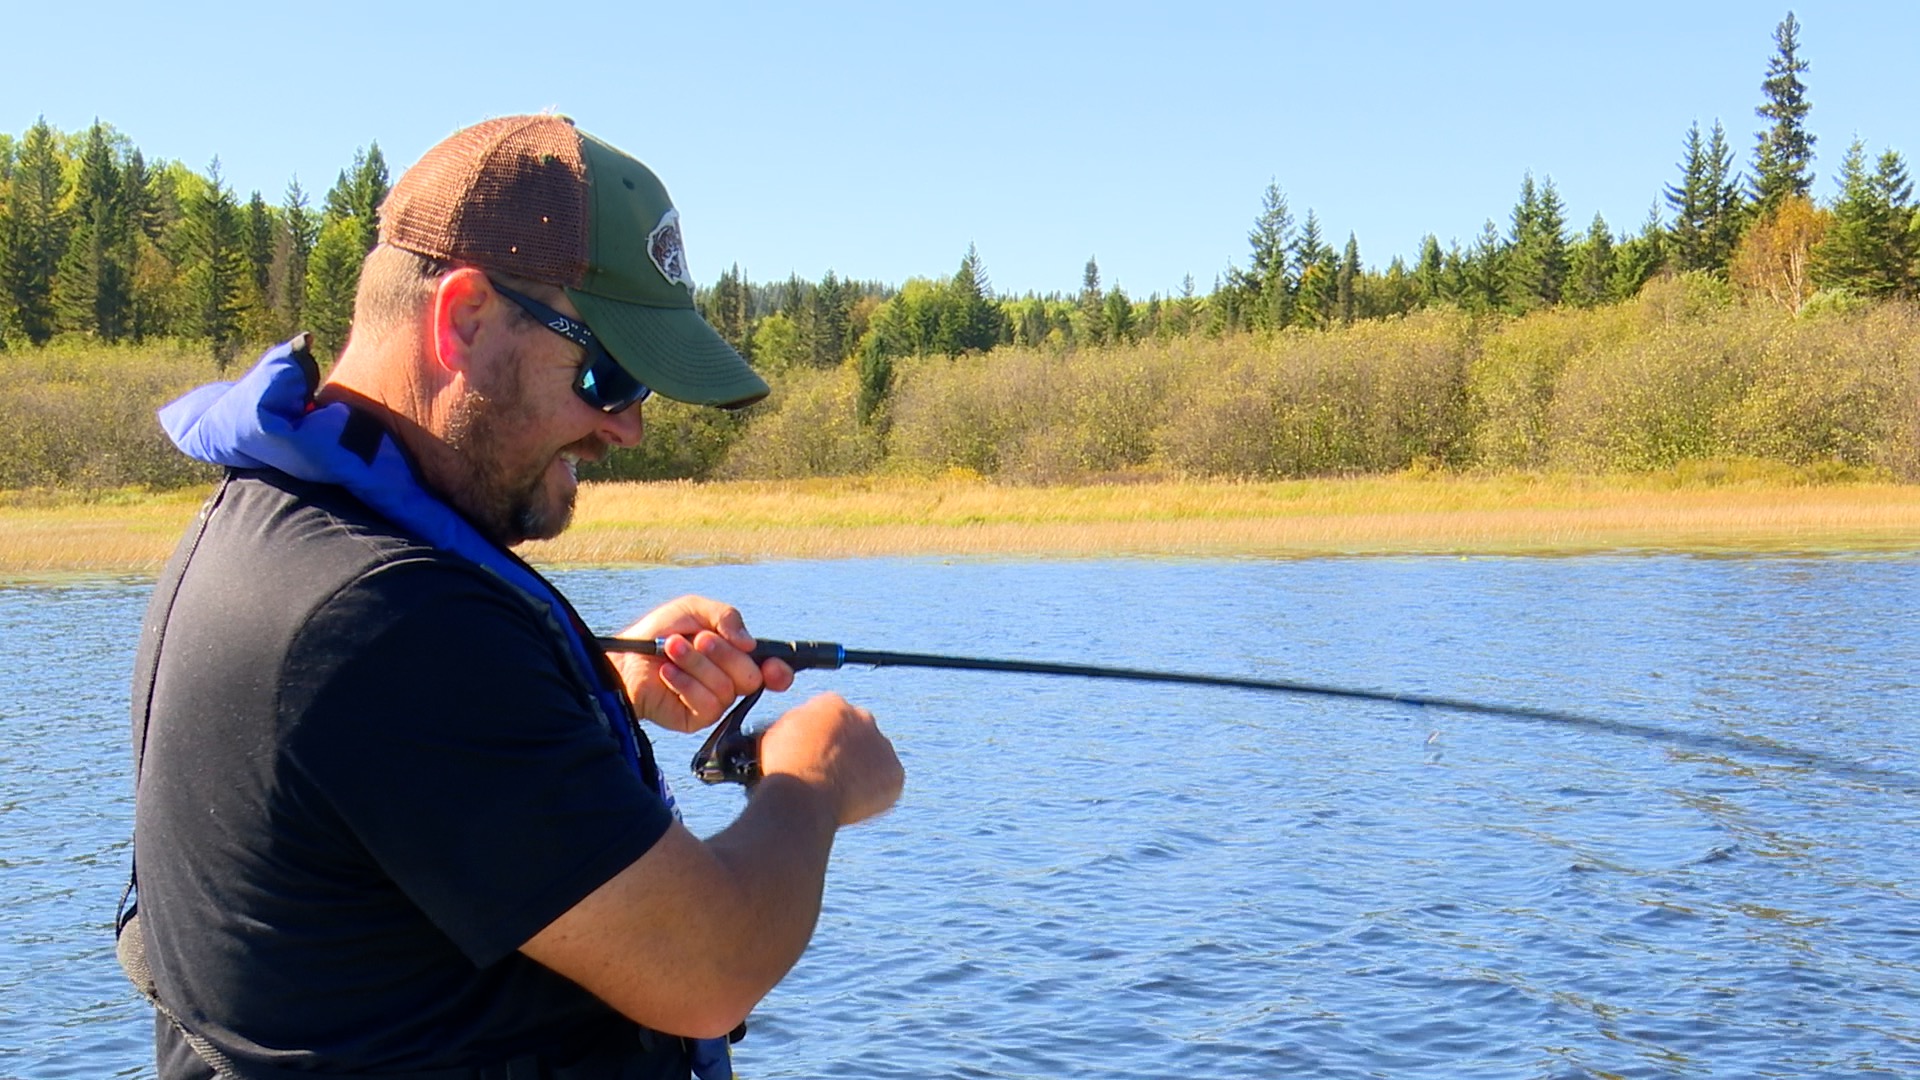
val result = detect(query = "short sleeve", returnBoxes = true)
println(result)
[281,559,673,966]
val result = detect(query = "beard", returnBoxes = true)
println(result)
[444,369,600,546]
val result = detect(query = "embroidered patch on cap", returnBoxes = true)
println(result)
[648,209,695,295]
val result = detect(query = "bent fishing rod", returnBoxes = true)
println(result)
[597,636,1914,791]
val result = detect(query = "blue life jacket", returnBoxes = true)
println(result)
[158,336,734,1080]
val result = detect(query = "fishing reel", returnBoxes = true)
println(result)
[690,640,849,787]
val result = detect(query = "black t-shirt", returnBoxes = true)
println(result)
[131,471,678,1076]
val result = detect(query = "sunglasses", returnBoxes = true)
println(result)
[488,280,653,413]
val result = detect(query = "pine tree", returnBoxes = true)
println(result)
[1077,256,1106,346]
[1666,121,1746,274]
[1463,220,1506,312]
[1503,173,1569,309]
[3,119,68,345]
[182,159,250,366]
[1289,211,1333,328]
[1814,141,1917,298]
[281,178,317,330]
[53,121,132,340]
[1336,233,1360,324]
[1413,234,1445,306]
[1247,181,1295,329]
[324,144,390,255]
[305,216,363,357]
[1103,285,1134,344]
[1611,204,1669,301]
[1752,11,1816,211]
[810,269,851,366]
[1565,213,1617,308]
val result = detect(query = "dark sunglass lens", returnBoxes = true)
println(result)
[577,353,650,412]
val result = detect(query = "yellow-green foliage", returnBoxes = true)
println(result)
[722,285,1919,482]
[717,365,881,479]
[5,289,1919,493]
[0,340,218,490]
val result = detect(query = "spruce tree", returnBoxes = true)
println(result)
[305,217,363,356]
[1078,257,1106,346]
[1247,181,1295,329]
[1336,233,1360,324]
[53,121,132,339]
[183,160,249,365]
[1666,121,1746,274]
[281,179,317,330]
[1814,142,1916,298]
[1566,213,1616,308]
[1289,211,1332,328]
[1504,173,1569,308]
[1413,235,1445,305]
[1103,285,1134,345]
[3,119,68,345]
[1463,220,1506,312]
[1752,11,1816,211]
[1611,204,1669,301]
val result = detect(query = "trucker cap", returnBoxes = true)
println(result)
[379,114,769,409]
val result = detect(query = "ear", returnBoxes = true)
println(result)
[429,267,497,374]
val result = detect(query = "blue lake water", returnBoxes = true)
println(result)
[4,555,1919,1078]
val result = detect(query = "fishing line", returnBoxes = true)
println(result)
[597,636,1917,793]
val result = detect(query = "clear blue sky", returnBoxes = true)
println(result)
[7,1,1915,298]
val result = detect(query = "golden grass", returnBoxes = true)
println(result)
[3,473,1916,580]
[523,474,1920,565]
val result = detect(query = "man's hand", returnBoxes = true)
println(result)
[757,693,904,826]
[607,595,794,733]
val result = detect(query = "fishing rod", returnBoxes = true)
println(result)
[597,636,1913,790]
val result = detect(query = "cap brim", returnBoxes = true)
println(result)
[568,291,770,409]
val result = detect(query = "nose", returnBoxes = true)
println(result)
[598,399,645,449]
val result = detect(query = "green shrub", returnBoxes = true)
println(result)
[0,340,219,490]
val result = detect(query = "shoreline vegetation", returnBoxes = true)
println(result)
[4,469,1917,582]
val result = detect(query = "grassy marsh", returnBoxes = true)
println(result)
[5,469,1913,580]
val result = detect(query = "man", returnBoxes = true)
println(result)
[125,114,904,1079]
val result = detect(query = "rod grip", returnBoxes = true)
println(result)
[749,639,847,671]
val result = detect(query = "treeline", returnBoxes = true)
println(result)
[0,122,389,363]
[713,279,1919,484]
[2,12,1918,493]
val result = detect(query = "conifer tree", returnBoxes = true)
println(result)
[3,119,68,345]
[1289,211,1333,328]
[1077,257,1106,346]
[281,179,317,330]
[1103,285,1135,344]
[1504,173,1568,309]
[1565,213,1616,308]
[1611,204,1668,301]
[810,269,850,366]
[1413,235,1445,305]
[53,121,132,340]
[1752,11,1816,211]
[1336,233,1360,324]
[1814,142,1917,297]
[244,191,273,297]
[1666,121,1746,274]
[304,216,362,357]
[182,159,250,365]
[1463,220,1506,312]
[1247,181,1295,329]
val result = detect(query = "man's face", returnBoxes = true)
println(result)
[444,290,643,545]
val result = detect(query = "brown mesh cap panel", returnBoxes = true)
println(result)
[379,115,590,286]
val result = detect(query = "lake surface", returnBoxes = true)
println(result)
[4,555,1918,1078]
